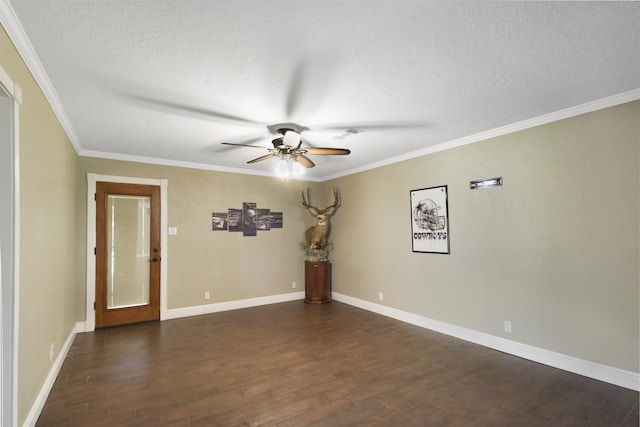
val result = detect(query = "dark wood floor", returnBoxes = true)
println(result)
[37,301,638,426]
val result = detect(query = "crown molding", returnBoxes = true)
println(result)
[0,0,82,153]
[319,88,640,182]
[78,149,323,182]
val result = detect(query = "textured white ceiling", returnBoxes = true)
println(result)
[3,1,639,180]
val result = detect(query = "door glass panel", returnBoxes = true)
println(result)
[107,195,150,309]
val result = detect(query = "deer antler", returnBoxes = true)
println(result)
[301,188,318,215]
[330,188,341,209]
[301,188,311,209]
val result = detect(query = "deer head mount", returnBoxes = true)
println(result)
[301,188,341,250]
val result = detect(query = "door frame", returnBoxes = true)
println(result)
[0,63,21,427]
[86,174,168,331]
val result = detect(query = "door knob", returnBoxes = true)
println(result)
[152,257,161,263]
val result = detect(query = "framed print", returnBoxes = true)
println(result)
[257,208,271,231]
[410,185,450,254]
[228,208,242,232]
[269,212,283,228]
[212,212,228,231]
[242,202,257,236]
[217,205,283,236]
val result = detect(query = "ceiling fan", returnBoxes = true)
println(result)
[221,124,351,169]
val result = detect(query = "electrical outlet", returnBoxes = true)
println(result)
[291,281,297,289]
[504,320,512,333]
[378,292,384,301]
[49,343,55,361]
[204,291,210,300]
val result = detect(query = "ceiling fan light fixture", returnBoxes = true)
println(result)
[292,159,305,176]
[274,154,305,181]
[282,130,301,147]
[275,157,289,178]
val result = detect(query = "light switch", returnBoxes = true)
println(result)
[168,227,177,235]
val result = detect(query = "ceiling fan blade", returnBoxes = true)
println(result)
[305,147,351,155]
[295,154,315,168]
[247,153,276,164]
[284,55,337,120]
[285,60,307,118]
[127,95,265,127]
[222,142,269,149]
[313,121,427,131]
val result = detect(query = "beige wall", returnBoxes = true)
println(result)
[329,101,640,373]
[77,159,322,311]
[77,101,639,376]
[1,25,79,424]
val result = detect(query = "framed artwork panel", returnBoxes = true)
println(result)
[410,185,450,254]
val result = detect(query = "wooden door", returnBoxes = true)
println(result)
[95,182,161,328]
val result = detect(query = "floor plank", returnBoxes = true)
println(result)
[36,301,639,426]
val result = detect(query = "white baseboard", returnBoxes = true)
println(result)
[24,291,638,427]
[22,322,84,427]
[332,292,640,391]
[162,291,305,320]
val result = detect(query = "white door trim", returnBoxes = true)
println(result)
[86,174,168,331]
[0,63,21,427]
